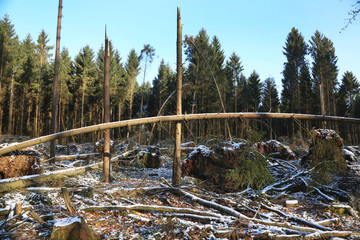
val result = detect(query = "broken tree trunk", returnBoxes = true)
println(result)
[103,27,111,182]
[50,0,63,162]
[173,7,182,186]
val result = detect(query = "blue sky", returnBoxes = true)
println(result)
[1,0,360,92]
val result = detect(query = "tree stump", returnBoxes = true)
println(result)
[0,144,40,179]
[50,216,97,240]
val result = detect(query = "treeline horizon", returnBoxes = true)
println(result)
[0,14,359,143]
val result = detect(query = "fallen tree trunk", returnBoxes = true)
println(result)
[82,204,224,219]
[0,162,102,193]
[0,152,131,193]
[1,113,359,156]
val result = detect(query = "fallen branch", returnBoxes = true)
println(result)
[260,203,333,231]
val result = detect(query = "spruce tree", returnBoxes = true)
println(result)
[299,62,315,114]
[225,52,243,112]
[124,49,140,120]
[73,45,96,128]
[247,70,262,112]
[337,71,359,117]
[260,77,279,112]
[0,14,18,134]
[281,27,307,113]
[310,31,338,116]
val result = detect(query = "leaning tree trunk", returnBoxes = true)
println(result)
[50,0,63,162]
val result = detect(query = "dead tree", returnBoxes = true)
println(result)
[50,0,63,162]
[103,27,111,182]
[173,7,182,186]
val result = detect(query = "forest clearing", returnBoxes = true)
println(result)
[1,1,360,239]
[0,125,360,239]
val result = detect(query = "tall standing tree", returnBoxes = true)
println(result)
[18,34,36,135]
[149,59,175,116]
[299,62,315,114]
[58,48,73,132]
[260,77,279,112]
[225,52,243,112]
[337,71,359,117]
[281,27,307,113]
[247,70,262,112]
[310,30,338,116]
[139,44,155,116]
[124,49,140,122]
[35,29,53,137]
[0,14,17,134]
[73,45,96,128]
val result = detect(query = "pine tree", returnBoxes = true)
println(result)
[225,52,243,112]
[247,70,262,112]
[299,62,315,114]
[0,14,18,134]
[149,59,175,116]
[337,71,359,117]
[73,45,96,128]
[125,49,140,120]
[58,48,73,132]
[18,34,36,135]
[310,31,338,116]
[184,29,212,114]
[139,44,155,116]
[281,27,307,113]
[260,77,279,112]
[34,30,53,136]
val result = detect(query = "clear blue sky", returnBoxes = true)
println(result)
[1,0,360,92]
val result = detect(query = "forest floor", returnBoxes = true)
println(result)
[0,135,360,239]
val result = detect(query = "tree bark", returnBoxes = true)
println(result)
[50,0,63,161]
[173,7,182,186]
[103,28,111,182]
[8,73,14,134]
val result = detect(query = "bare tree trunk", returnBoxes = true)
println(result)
[8,73,15,134]
[320,81,326,128]
[50,0,63,162]
[173,7,182,186]
[103,28,111,183]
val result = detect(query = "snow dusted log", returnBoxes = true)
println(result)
[82,204,224,219]
[260,203,333,231]
[0,161,102,193]
[0,153,130,193]
[1,113,359,156]
[54,153,99,161]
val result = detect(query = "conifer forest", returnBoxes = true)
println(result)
[0,2,360,239]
